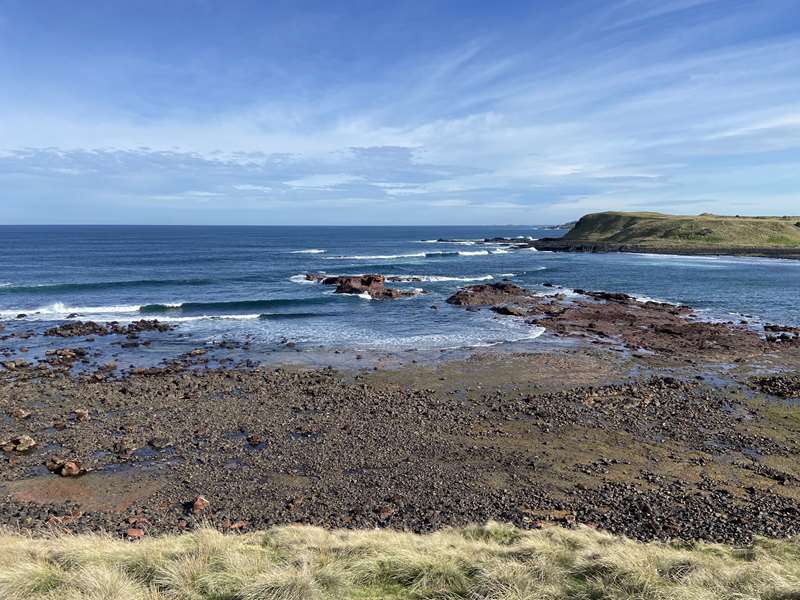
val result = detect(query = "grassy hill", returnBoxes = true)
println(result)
[2,523,800,599]
[563,212,800,248]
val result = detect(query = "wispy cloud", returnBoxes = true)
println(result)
[1,0,799,223]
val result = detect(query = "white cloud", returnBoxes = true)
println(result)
[707,113,800,140]
[233,184,273,192]
[284,174,365,189]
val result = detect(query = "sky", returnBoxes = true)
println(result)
[1,0,800,225]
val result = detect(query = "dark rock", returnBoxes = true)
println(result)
[446,282,530,306]
[491,305,531,317]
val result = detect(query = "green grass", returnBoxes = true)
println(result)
[563,211,800,248]
[2,522,800,599]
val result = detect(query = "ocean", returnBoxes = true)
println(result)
[1,225,798,367]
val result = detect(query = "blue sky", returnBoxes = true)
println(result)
[1,0,799,225]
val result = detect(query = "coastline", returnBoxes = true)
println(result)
[2,283,800,544]
[531,238,800,259]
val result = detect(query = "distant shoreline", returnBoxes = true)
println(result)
[531,238,800,260]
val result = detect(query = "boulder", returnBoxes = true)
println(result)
[446,282,530,306]
[308,274,420,299]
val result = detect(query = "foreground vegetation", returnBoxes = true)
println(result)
[2,523,800,599]
[563,211,800,247]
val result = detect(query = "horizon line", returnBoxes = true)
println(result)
[0,223,566,228]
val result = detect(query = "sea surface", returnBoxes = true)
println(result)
[0,225,798,367]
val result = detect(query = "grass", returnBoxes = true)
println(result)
[563,211,800,248]
[2,523,800,599]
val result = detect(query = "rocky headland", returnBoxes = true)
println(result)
[534,211,800,258]
[439,212,800,259]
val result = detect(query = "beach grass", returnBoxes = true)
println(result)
[2,522,800,599]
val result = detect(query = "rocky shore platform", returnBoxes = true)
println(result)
[2,282,800,544]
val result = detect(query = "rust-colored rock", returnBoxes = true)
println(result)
[446,282,531,306]
[306,273,420,299]
[126,527,145,540]
[46,458,88,477]
[192,495,210,513]
[447,283,787,360]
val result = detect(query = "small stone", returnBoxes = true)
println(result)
[2,434,36,452]
[246,434,263,447]
[192,495,210,513]
[74,408,90,421]
[60,460,85,477]
[46,458,87,477]
[376,504,397,519]
[148,437,172,450]
[10,408,31,420]
[126,528,145,540]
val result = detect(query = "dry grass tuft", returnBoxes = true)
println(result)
[1,523,799,599]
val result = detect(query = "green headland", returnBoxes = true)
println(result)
[563,211,800,248]
[529,211,800,257]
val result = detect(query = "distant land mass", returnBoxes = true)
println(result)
[534,211,800,259]
[540,220,578,231]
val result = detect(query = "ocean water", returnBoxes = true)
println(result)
[0,226,798,365]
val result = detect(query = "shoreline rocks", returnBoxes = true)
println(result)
[305,273,422,299]
[446,283,793,358]
[446,282,532,306]
[45,320,174,338]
